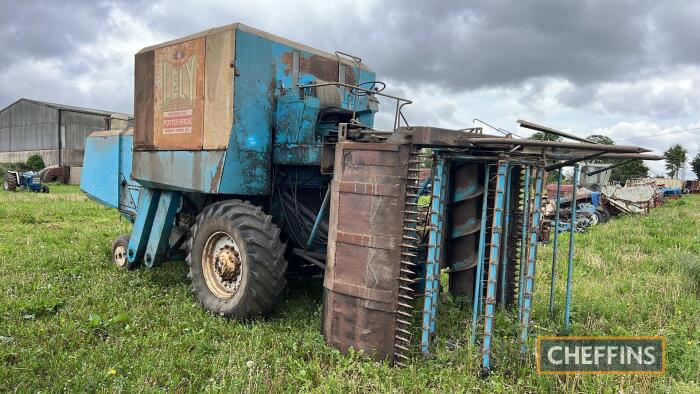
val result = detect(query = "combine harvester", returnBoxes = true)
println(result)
[80,24,660,372]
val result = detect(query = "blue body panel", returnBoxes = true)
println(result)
[81,133,121,208]
[144,190,181,267]
[81,132,140,215]
[133,150,225,193]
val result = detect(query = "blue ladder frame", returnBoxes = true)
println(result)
[481,162,509,370]
[470,164,491,344]
[499,166,512,305]
[548,169,563,315]
[564,164,581,333]
[520,167,544,353]
[517,166,531,321]
[421,157,448,355]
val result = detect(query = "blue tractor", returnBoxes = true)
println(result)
[3,170,49,193]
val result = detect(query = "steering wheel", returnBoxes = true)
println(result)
[349,81,386,96]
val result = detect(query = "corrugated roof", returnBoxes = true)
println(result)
[0,98,133,119]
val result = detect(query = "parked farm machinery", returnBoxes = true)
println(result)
[3,170,49,193]
[80,23,660,372]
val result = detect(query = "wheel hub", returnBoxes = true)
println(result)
[202,231,243,299]
[215,247,240,281]
[114,245,127,268]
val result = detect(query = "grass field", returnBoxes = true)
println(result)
[1,185,698,392]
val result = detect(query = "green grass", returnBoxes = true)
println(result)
[0,186,698,392]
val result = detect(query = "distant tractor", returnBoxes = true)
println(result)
[3,171,49,193]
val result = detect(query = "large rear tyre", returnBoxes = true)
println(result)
[186,200,287,319]
[3,173,17,191]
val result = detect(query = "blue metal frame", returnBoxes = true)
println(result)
[517,166,531,322]
[520,167,544,353]
[548,169,563,315]
[421,158,448,355]
[564,165,580,333]
[127,188,161,268]
[430,160,449,335]
[482,162,508,370]
[470,164,491,345]
[144,190,181,268]
[499,166,512,304]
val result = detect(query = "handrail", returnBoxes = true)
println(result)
[299,82,412,130]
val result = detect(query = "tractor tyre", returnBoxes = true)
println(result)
[186,200,287,319]
[3,173,17,192]
[112,235,130,269]
[41,185,49,193]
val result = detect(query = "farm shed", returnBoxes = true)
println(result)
[0,98,132,173]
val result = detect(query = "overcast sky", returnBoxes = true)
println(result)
[2,0,700,177]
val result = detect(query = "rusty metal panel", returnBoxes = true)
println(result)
[322,141,408,362]
[203,29,234,150]
[153,37,206,150]
[447,162,483,296]
[134,50,155,150]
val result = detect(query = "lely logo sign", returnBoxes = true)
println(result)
[537,336,665,375]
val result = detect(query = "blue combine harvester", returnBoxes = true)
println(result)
[80,23,658,371]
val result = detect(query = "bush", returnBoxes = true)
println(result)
[25,154,45,171]
[0,162,30,174]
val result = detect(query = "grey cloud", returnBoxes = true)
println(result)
[1,0,700,122]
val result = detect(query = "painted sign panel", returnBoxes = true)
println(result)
[163,109,193,134]
[537,336,666,375]
[153,38,205,150]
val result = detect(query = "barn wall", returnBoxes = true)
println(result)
[0,100,58,153]
[61,110,111,166]
[0,100,129,166]
[0,149,59,166]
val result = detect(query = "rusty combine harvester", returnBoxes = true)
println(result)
[79,23,660,372]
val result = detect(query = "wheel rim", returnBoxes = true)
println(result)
[589,213,599,225]
[202,231,243,299]
[113,244,127,268]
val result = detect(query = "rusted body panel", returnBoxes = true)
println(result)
[152,37,206,150]
[322,142,409,361]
